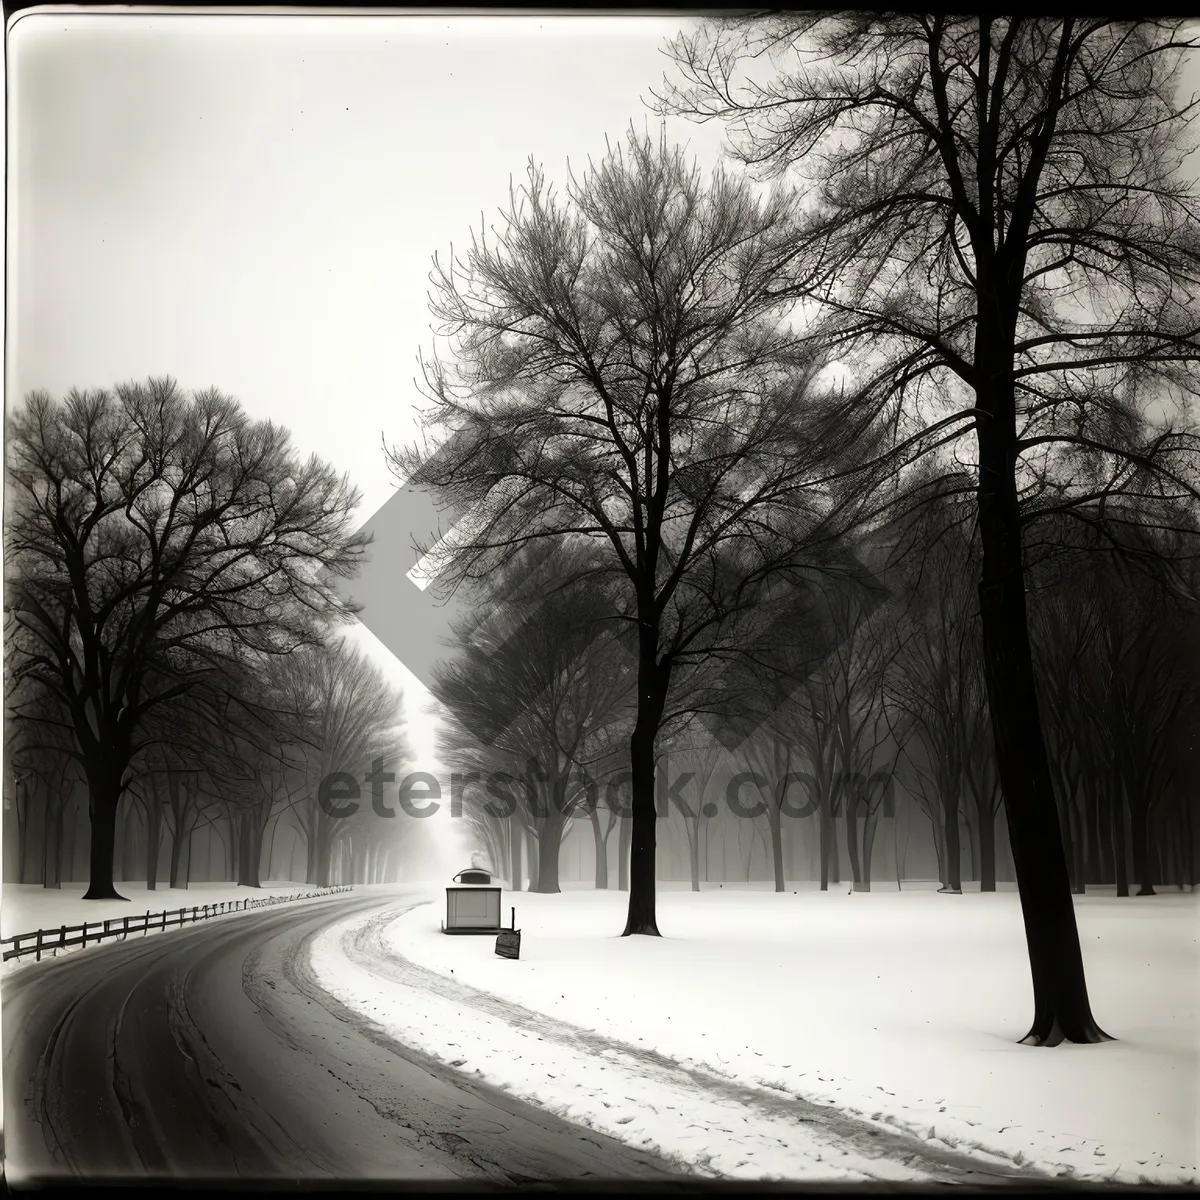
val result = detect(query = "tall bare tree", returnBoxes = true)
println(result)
[657,16,1200,1042]
[393,130,868,934]
[6,378,366,899]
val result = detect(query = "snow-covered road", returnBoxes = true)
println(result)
[310,899,1042,1185]
[2,887,679,1186]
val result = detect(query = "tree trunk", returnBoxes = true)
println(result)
[589,807,610,889]
[688,818,701,892]
[42,775,64,890]
[1113,792,1130,897]
[843,778,863,890]
[859,802,880,893]
[622,654,669,936]
[768,804,785,892]
[531,812,563,894]
[62,790,79,884]
[144,780,163,890]
[1086,788,1105,885]
[1131,801,1156,897]
[239,810,265,887]
[978,800,997,893]
[818,794,832,891]
[169,820,189,889]
[1069,788,1087,895]
[525,826,539,892]
[827,791,841,885]
[78,748,129,902]
[617,811,631,891]
[509,822,524,891]
[81,767,127,901]
[939,785,962,894]
[975,370,1108,1044]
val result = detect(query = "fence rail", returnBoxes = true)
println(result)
[1,885,354,963]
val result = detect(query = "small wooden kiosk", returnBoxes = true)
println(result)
[442,867,503,934]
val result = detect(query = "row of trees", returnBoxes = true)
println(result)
[5,380,413,899]
[399,15,1200,1046]
[432,498,1200,899]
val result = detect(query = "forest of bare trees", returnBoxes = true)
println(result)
[393,15,1200,1047]
[4,380,416,897]
[5,17,1199,1055]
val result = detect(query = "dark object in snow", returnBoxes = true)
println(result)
[495,907,520,958]
[452,867,492,885]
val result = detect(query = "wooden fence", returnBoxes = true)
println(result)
[1,885,354,963]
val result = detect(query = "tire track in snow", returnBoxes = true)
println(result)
[323,901,1049,1185]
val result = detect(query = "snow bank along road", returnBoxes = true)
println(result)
[2,888,682,1187]
[314,902,1055,1187]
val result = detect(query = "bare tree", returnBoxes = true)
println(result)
[393,129,872,933]
[5,378,366,899]
[273,639,402,888]
[656,16,1200,1043]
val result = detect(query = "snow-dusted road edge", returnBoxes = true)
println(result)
[1,882,352,976]
[308,900,1043,1184]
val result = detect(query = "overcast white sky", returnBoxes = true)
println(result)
[5,11,726,779]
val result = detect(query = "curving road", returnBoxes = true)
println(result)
[2,889,684,1188]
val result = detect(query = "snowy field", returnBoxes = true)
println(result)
[311,882,1198,1184]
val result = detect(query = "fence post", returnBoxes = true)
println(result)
[35,930,43,962]
[103,919,110,941]
[59,925,66,954]
[123,916,129,938]
[193,906,198,922]
[145,910,151,937]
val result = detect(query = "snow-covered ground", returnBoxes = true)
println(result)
[311,882,1198,1184]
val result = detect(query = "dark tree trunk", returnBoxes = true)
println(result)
[965,803,980,885]
[145,781,163,891]
[1086,788,1105,885]
[688,818,701,891]
[975,362,1109,1044]
[532,808,564,894]
[844,782,862,890]
[169,820,190,889]
[509,822,524,891]
[827,792,841,885]
[1113,796,1130,897]
[618,810,631,891]
[14,778,31,885]
[622,651,669,936]
[1069,790,1087,895]
[62,791,79,884]
[1131,802,1156,897]
[239,810,265,887]
[859,802,880,893]
[525,826,540,892]
[589,807,610,889]
[82,766,127,901]
[939,785,962,894]
[818,794,832,892]
[42,774,64,890]
[769,804,785,892]
[978,801,997,893]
